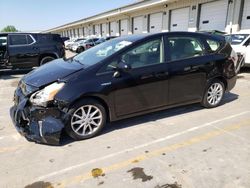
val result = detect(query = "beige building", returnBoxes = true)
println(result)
[44,0,250,38]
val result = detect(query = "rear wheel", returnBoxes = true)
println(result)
[40,56,55,66]
[66,99,106,140]
[201,79,225,108]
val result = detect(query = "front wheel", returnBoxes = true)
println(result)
[77,47,85,53]
[65,99,106,140]
[201,79,225,108]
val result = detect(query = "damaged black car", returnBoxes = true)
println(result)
[10,32,239,145]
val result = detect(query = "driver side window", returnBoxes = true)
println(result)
[121,38,163,69]
[101,38,163,72]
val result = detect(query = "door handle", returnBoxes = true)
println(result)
[184,66,191,71]
[140,74,154,80]
[154,71,169,78]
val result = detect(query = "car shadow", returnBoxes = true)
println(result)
[60,92,239,146]
[0,69,32,79]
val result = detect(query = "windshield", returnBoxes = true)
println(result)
[73,38,133,67]
[225,34,249,45]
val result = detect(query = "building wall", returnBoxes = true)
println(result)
[53,0,249,38]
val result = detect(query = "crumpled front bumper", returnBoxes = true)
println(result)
[9,89,66,145]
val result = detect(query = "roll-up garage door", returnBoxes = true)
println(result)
[101,23,107,37]
[94,25,100,36]
[133,16,144,34]
[150,12,163,33]
[110,22,117,36]
[170,7,189,31]
[199,0,228,31]
[84,27,88,37]
[241,0,250,30]
[120,19,129,36]
[88,26,93,36]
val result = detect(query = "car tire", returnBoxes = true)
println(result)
[77,47,85,53]
[201,79,225,108]
[65,99,107,140]
[40,56,55,66]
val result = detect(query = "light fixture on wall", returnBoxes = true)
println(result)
[164,4,168,8]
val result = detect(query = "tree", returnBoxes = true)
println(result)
[1,25,18,32]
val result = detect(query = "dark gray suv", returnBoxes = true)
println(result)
[0,33,65,69]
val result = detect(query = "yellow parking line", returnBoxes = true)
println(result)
[55,119,250,188]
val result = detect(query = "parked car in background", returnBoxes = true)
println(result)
[61,37,70,43]
[225,33,250,67]
[75,38,99,53]
[95,36,118,45]
[200,30,226,36]
[0,33,65,69]
[10,32,239,145]
[69,38,87,52]
[64,38,85,50]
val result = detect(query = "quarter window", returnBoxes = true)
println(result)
[167,37,204,61]
[206,39,220,52]
[27,35,34,44]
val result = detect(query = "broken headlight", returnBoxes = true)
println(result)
[30,82,65,107]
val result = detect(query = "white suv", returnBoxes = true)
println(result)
[226,33,250,67]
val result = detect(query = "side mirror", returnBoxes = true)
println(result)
[112,60,131,78]
[117,60,131,72]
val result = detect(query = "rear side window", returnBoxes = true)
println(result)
[9,35,27,45]
[206,39,220,52]
[9,34,34,46]
[167,37,204,61]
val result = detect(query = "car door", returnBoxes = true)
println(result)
[165,35,209,105]
[99,37,169,117]
[8,34,39,68]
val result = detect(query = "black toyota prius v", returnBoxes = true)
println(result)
[10,32,239,145]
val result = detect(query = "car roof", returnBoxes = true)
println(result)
[227,32,250,35]
[0,32,59,36]
[117,31,225,42]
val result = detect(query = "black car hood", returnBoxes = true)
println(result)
[23,58,84,88]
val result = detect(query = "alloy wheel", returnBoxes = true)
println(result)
[71,105,103,136]
[207,83,223,106]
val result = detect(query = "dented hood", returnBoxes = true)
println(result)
[23,58,84,88]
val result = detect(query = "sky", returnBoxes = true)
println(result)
[0,0,137,32]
